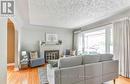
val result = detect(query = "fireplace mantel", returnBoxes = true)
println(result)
[39,41,62,60]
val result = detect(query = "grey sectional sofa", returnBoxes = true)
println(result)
[47,54,119,84]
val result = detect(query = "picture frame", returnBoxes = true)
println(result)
[45,32,58,44]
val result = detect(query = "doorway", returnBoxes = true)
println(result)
[7,19,15,66]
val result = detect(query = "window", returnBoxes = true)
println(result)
[84,29,106,55]
[78,25,113,55]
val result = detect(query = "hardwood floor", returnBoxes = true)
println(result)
[7,66,130,84]
[7,66,41,84]
[116,76,130,84]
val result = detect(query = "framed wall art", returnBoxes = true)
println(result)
[45,32,58,44]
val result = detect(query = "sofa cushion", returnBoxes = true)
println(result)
[29,58,44,67]
[82,55,100,64]
[99,54,113,61]
[58,56,82,68]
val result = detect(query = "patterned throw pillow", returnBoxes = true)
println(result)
[30,51,38,59]
[70,50,76,56]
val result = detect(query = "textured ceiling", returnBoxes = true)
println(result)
[29,0,130,28]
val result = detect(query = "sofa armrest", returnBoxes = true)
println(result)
[47,64,60,84]
[102,60,119,74]
[102,60,119,82]
[47,64,52,69]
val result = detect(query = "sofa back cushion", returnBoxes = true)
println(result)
[99,54,113,61]
[102,60,119,82]
[82,55,100,64]
[58,56,82,68]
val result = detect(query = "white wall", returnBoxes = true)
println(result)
[20,25,73,55]
[0,18,7,84]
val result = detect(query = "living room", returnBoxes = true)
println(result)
[0,0,130,84]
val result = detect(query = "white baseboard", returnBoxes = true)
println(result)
[7,63,20,71]
[14,67,19,71]
[7,63,14,66]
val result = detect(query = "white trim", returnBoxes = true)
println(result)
[0,17,7,84]
[112,17,130,24]
[82,24,112,33]
[7,63,15,66]
[14,67,19,71]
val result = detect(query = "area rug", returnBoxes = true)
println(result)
[38,67,49,84]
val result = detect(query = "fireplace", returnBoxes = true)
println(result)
[44,50,59,63]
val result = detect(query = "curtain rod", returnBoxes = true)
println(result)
[82,17,130,32]
[74,22,112,34]
[81,22,112,32]
[74,17,130,34]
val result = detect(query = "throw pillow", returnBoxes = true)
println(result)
[30,51,38,59]
[70,50,76,56]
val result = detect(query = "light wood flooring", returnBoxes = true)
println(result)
[7,66,130,84]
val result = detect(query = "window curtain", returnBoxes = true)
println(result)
[113,18,130,78]
[73,32,83,55]
[73,33,78,50]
